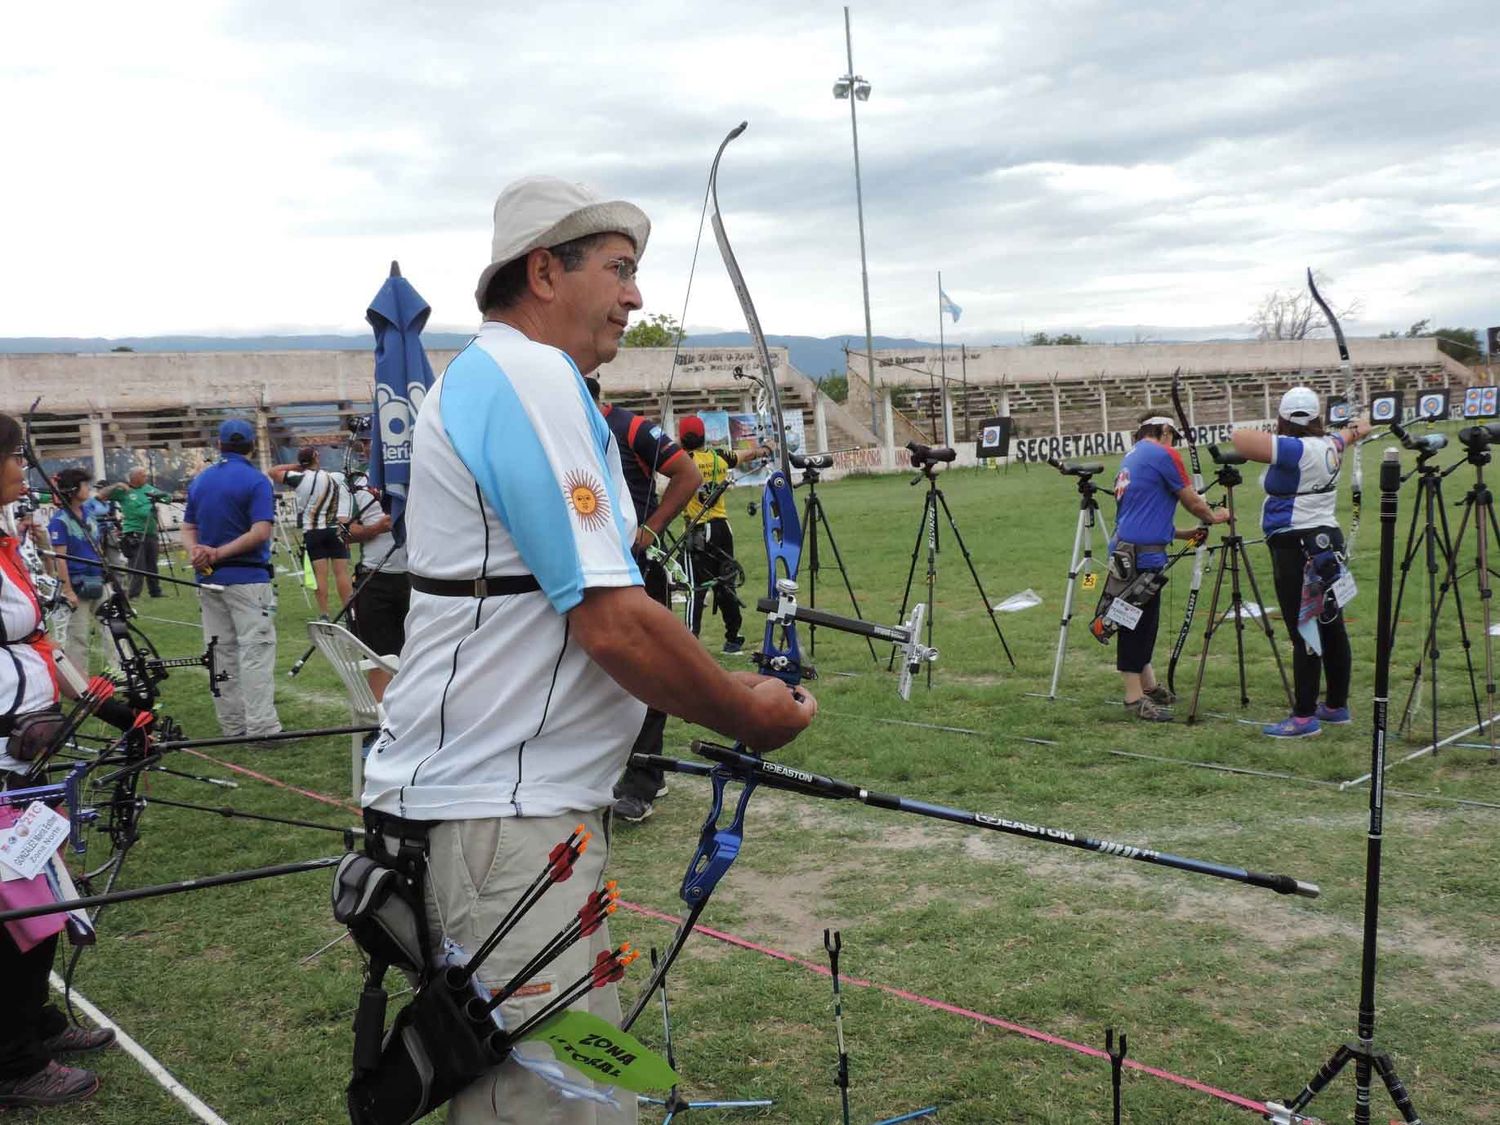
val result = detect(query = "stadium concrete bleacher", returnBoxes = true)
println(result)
[0,335,1480,479]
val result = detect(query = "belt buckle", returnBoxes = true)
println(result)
[473,578,487,598]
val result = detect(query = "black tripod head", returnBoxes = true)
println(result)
[790,451,834,485]
[906,441,956,483]
[1047,458,1106,501]
[1457,423,1500,467]
[1207,443,1244,489]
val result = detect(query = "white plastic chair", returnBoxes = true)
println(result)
[305,621,400,798]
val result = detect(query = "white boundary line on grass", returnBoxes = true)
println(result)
[48,972,229,1125]
[1340,710,1500,789]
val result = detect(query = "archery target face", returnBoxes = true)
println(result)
[1327,397,1352,425]
[1465,386,1500,419]
[1417,390,1448,421]
[1370,393,1401,423]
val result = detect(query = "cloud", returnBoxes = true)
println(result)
[1,0,1496,341]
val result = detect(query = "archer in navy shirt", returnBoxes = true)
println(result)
[183,453,276,585]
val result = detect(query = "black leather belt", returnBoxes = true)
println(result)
[408,574,541,598]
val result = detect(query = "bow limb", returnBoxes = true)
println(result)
[1166,369,1209,695]
[1307,269,1361,554]
[622,122,806,1030]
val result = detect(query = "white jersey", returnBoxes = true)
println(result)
[1,526,58,775]
[349,486,406,573]
[1260,433,1347,539]
[288,468,351,530]
[362,322,645,821]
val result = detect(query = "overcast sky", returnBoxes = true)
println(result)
[2,0,1496,344]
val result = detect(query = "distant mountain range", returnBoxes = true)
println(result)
[0,331,959,382]
[0,328,1244,382]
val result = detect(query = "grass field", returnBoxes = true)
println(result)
[30,433,1500,1124]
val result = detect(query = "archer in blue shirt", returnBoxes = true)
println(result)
[1108,416,1225,722]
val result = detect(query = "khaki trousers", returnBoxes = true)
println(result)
[425,810,636,1125]
[198,582,281,737]
[52,595,102,674]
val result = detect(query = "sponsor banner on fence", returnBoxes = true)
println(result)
[1011,420,1271,465]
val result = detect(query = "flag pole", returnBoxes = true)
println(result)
[936,271,947,444]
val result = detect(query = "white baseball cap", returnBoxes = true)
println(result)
[1279,386,1320,423]
[475,176,651,310]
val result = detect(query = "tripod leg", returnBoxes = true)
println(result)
[1187,543,1232,723]
[935,489,1015,668]
[886,492,932,672]
[1481,490,1500,761]
[1389,487,1426,651]
[1237,544,1293,710]
[1371,1051,1424,1124]
[1049,504,1092,698]
[811,494,880,663]
[1285,1043,1356,1113]
[1434,491,1485,731]
[925,500,939,689]
[1225,541,1252,708]
[805,493,820,658]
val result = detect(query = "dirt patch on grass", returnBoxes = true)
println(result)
[722,866,840,955]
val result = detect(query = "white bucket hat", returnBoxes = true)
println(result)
[1279,386,1321,423]
[475,176,650,310]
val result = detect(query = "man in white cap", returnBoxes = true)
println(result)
[361,177,817,1123]
[1104,413,1228,720]
[1232,387,1370,737]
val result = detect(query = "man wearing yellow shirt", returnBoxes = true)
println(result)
[678,415,768,654]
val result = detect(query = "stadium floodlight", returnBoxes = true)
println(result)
[833,6,879,440]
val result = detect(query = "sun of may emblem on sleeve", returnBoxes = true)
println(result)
[563,470,611,531]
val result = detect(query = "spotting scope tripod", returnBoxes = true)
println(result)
[1386,424,1485,751]
[1186,446,1292,722]
[1038,458,1110,700]
[888,442,1014,688]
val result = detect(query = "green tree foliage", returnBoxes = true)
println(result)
[621,312,685,348]
[1380,319,1481,362]
[1026,331,1088,346]
[821,372,849,402]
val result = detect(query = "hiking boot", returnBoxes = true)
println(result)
[1145,684,1177,706]
[1315,703,1352,725]
[42,1026,115,1055]
[1124,697,1173,722]
[721,637,744,655]
[0,1062,100,1107]
[612,795,654,823]
[1263,715,1322,739]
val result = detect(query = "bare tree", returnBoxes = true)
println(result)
[1250,272,1361,340]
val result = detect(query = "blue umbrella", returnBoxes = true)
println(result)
[365,261,436,542]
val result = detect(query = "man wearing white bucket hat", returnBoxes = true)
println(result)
[361,177,816,1123]
[1232,387,1371,738]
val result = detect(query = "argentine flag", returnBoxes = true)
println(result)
[940,288,962,323]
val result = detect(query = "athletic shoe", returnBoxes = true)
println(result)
[1145,685,1177,706]
[1315,704,1352,725]
[1263,715,1322,738]
[654,783,670,799]
[0,1062,100,1107]
[721,638,744,655]
[613,795,654,823]
[1124,697,1173,722]
[42,1026,115,1055]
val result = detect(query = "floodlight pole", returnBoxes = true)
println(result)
[837,6,880,442]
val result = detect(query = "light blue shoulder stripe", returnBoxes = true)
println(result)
[439,346,587,612]
[561,354,641,585]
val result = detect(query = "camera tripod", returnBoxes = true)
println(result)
[1036,459,1111,700]
[889,460,1015,688]
[1392,433,1493,755]
[1186,457,1292,722]
[799,462,878,662]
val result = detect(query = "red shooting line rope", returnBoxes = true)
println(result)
[182,750,1270,1117]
